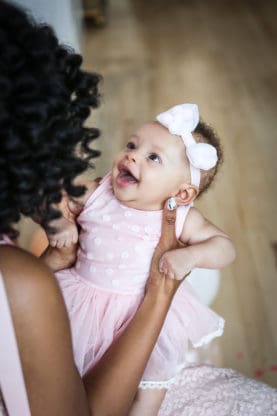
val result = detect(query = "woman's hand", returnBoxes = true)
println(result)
[146,199,187,296]
[159,247,195,280]
[40,244,78,272]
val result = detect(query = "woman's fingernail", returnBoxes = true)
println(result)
[166,197,177,211]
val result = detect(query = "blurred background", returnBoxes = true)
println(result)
[14,0,277,387]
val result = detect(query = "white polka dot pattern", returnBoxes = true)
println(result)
[76,171,190,294]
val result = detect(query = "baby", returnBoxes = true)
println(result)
[49,103,235,415]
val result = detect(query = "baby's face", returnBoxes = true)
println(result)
[111,121,190,210]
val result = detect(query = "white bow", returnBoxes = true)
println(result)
[156,103,218,186]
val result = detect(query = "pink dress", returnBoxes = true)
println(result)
[56,172,224,388]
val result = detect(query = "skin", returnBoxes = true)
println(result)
[0,245,90,416]
[111,121,192,211]
[0,204,182,416]
[40,244,78,271]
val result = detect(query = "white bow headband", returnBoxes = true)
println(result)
[156,103,218,187]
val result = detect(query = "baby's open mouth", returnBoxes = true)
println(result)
[118,167,138,184]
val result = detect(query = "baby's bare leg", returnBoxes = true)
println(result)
[128,388,166,416]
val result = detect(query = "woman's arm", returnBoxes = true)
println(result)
[83,203,182,416]
[0,245,90,416]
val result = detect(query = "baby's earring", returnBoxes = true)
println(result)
[166,197,177,211]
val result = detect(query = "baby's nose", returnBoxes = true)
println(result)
[126,150,137,163]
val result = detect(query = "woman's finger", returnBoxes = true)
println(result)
[158,198,178,251]
[149,198,179,278]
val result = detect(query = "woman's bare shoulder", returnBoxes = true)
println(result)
[0,245,63,316]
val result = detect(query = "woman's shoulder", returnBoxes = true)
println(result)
[0,244,55,282]
[0,245,63,317]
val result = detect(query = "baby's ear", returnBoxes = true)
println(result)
[174,183,199,206]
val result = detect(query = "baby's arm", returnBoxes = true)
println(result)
[159,207,236,279]
[47,179,99,248]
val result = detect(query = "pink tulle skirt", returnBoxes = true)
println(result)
[56,268,224,388]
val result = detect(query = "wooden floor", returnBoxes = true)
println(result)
[82,0,277,387]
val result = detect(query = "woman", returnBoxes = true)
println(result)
[0,1,182,414]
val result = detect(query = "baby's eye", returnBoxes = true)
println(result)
[148,153,161,163]
[126,141,136,150]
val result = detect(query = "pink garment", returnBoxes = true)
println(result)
[0,238,31,416]
[56,172,224,388]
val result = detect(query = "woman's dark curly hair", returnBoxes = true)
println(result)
[0,0,102,238]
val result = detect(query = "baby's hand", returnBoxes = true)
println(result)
[48,216,78,249]
[159,248,195,280]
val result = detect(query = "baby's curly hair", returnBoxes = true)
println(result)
[194,121,223,197]
[0,0,102,238]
